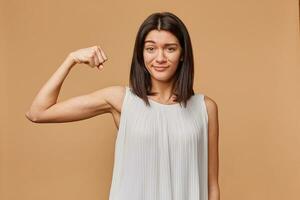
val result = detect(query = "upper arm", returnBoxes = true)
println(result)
[27,85,125,123]
[204,95,220,192]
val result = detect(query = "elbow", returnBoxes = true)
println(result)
[25,111,40,123]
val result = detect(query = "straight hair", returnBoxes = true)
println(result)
[129,12,195,108]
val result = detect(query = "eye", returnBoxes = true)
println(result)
[167,47,176,52]
[145,47,155,52]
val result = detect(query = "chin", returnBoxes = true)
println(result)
[151,74,174,82]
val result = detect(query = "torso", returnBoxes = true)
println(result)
[108,86,210,200]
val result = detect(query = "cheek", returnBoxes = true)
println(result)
[166,50,181,60]
[168,54,181,62]
[143,53,155,64]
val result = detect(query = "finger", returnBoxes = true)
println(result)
[100,64,104,70]
[95,46,105,63]
[88,55,95,67]
[98,45,108,61]
[93,53,100,66]
[90,48,100,66]
[97,64,104,71]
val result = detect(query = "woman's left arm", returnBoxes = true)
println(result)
[204,95,220,200]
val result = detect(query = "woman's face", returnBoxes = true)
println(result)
[143,29,182,83]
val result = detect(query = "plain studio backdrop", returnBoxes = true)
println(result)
[0,0,299,200]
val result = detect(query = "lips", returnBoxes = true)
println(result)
[153,66,168,72]
[154,65,168,68]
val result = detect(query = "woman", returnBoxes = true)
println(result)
[26,12,220,200]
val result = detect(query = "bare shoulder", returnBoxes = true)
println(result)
[203,95,218,119]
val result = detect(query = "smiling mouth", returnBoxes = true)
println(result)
[153,65,168,68]
[153,66,168,72]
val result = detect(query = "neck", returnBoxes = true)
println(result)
[150,78,176,102]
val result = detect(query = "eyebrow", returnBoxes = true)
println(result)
[144,40,178,46]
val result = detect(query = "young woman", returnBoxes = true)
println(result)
[26,12,220,200]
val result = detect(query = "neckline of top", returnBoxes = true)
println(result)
[126,86,198,107]
[148,98,180,107]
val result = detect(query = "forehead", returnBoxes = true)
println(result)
[144,30,179,44]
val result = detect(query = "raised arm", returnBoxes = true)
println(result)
[25,45,121,123]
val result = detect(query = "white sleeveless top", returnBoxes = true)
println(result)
[109,86,208,200]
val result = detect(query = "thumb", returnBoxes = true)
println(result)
[97,64,104,71]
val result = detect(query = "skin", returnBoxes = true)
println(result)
[25,31,220,200]
[206,95,220,200]
[143,29,182,103]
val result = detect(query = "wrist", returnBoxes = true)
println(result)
[61,54,76,71]
[66,53,77,67]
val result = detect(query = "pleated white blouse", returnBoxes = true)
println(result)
[108,86,208,200]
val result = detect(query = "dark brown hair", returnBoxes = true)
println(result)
[129,11,195,108]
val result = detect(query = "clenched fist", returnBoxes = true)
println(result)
[69,45,108,70]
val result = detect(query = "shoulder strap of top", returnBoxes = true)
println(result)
[191,93,208,123]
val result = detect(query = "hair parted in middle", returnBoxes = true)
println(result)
[129,11,195,108]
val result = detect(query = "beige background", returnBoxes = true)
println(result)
[1,0,300,200]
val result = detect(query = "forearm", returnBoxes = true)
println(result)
[26,54,76,116]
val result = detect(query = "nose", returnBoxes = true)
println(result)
[155,49,167,63]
